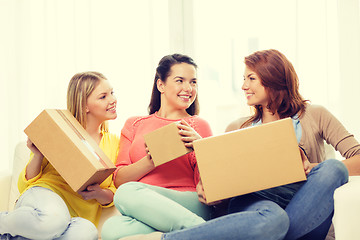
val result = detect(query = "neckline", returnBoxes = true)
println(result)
[153,112,195,121]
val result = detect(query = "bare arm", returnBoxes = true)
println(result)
[115,119,203,188]
[25,138,44,180]
[178,119,202,148]
[114,152,155,188]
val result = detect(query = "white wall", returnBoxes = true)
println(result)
[337,0,360,140]
[1,0,360,172]
[0,0,171,171]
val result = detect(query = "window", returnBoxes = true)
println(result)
[191,0,342,135]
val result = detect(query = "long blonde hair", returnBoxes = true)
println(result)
[67,71,109,132]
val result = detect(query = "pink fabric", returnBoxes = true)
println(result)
[115,113,212,192]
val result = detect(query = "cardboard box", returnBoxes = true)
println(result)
[193,118,306,204]
[144,122,192,167]
[24,109,116,192]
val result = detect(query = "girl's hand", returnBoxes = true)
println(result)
[299,147,312,175]
[308,163,318,173]
[78,184,103,201]
[25,137,44,180]
[26,138,43,158]
[178,119,202,148]
[196,178,221,206]
[78,184,113,205]
[145,145,155,169]
[196,178,207,204]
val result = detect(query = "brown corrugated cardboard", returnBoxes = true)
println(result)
[193,117,306,204]
[24,109,116,192]
[144,122,192,167]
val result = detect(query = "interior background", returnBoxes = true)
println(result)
[1,0,359,172]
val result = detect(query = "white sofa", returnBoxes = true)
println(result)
[0,142,121,240]
[0,141,359,240]
[333,175,360,240]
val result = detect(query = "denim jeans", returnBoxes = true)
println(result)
[283,159,348,240]
[161,159,348,240]
[163,197,289,240]
[101,182,212,240]
[0,187,98,240]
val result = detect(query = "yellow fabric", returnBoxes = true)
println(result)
[17,131,120,226]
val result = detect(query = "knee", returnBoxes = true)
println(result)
[114,182,144,201]
[234,200,289,240]
[101,215,150,240]
[101,216,125,240]
[33,210,70,239]
[328,159,349,183]
[77,221,98,240]
[101,217,116,240]
[114,182,146,214]
[66,217,98,240]
[259,206,289,240]
[316,159,349,186]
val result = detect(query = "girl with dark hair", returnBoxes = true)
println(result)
[101,54,213,240]
[148,53,199,116]
[117,49,357,240]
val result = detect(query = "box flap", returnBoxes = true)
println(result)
[24,109,116,192]
[57,110,115,169]
[144,122,192,167]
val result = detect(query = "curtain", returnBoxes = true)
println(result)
[191,0,360,145]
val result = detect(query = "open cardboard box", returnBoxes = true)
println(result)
[24,109,116,192]
[193,118,306,204]
[144,122,192,167]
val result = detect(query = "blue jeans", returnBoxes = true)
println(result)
[0,187,98,240]
[163,197,289,240]
[283,159,348,240]
[162,159,348,240]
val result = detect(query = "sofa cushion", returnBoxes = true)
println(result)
[9,142,29,210]
[333,176,360,239]
[0,171,12,211]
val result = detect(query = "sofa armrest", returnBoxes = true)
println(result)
[333,176,360,240]
[0,171,12,211]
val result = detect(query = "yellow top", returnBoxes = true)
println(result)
[18,131,120,226]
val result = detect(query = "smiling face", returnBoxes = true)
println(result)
[242,66,268,107]
[86,78,117,124]
[157,63,198,113]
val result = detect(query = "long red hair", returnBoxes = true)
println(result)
[242,49,307,127]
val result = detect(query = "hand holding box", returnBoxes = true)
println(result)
[193,118,307,204]
[24,109,116,192]
[144,122,193,167]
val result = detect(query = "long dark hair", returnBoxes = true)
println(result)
[148,53,199,115]
[243,49,307,127]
